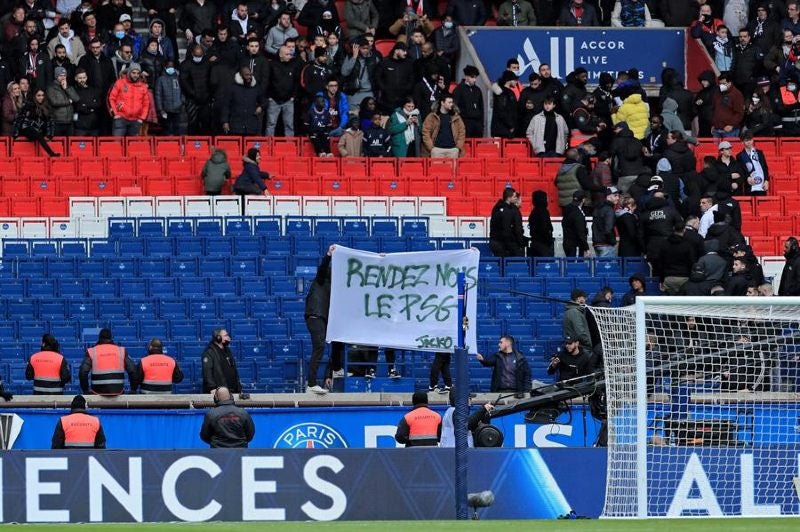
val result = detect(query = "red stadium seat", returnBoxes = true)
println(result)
[144,176,175,196]
[138,157,165,178]
[11,139,39,157]
[312,158,340,177]
[458,158,485,177]
[175,177,203,195]
[284,157,311,176]
[0,156,19,176]
[754,197,782,216]
[321,177,350,195]
[261,156,282,177]
[97,137,124,157]
[1,175,29,196]
[473,139,501,158]
[486,159,512,177]
[165,158,196,179]
[88,176,118,196]
[30,176,58,197]
[40,196,68,215]
[377,176,408,195]
[428,158,455,179]
[67,137,97,157]
[0,137,9,157]
[19,156,48,177]
[341,158,368,177]
[769,216,794,236]
[126,137,154,157]
[13,197,40,216]
[272,138,300,157]
[747,236,777,256]
[59,177,88,197]
[784,197,800,215]
[504,139,531,158]
[374,39,396,57]
[51,156,78,178]
[350,178,376,196]
[243,137,271,155]
[370,159,397,178]
[447,197,475,216]
[185,136,212,158]
[292,176,321,195]
[215,136,243,158]
[153,137,182,157]
[436,175,464,197]
[398,158,426,180]
[0,197,10,216]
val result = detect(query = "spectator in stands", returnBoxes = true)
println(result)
[119,15,143,59]
[153,60,182,135]
[306,94,333,155]
[52,395,106,449]
[26,334,70,395]
[110,42,134,79]
[446,0,487,26]
[1,81,24,136]
[592,186,619,257]
[221,66,263,136]
[376,42,413,111]
[20,37,52,92]
[498,0,537,26]
[45,66,79,136]
[763,28,792,75]
[779,237,800,295]
[388,1,435,41]
[266,45,300,136]
[663,130,696,180]
[490,70,519,138]
[362,112,392,156]
[265,12,299,56]
[611,0,653,27]
[638,188,682,270]
[559,0,600,25]
[12,88,60,156]
[97,0,132,36]
[659,98,686,143]
[108,62,149,136]
[200,387,255,447]
[736,131,769,195]
[697,240,729,284]
[345,0,378,40]
[694,70,716,137]
[785,2,800,34]
[51,44,77,82]
[233,147,270,198]
[712,73,745,138]
[395,390,442,447]
[691,3,725,53]
[564,289,593,352]
[476,335,531,396]
[680,262,715,296]
[136,338,183,394]
[562,189,590,257]
[613,94,650,141]
[621,272,646,306]
[452,65,483,138]
[731,28,762,98]
[777,78,800,134]
[616,194,640,257]
[228,2,258,42]
[733,243,765,286]
[433,15,459,68]
[758,282,775,296]
[77,10,102,47]
[657,221,696,295]
[48,19,85,65]
[338,116,364,156]
[548,336,593,381]
[201,330,242,393]
[742,79,776,136]
[609,122,645,193]
[642,116,667,171]
[201,148,232,195]
[528,190,554,257]
[683,215,706,258]
[179,0,216,45]
[421,94,465,158]
[412,68,446,117]
[3,6,26,46]
[725,256,754,295]
[72,68,101,136]
[698,194,717,237]
[712,24,734,72]
[489,187,525,257]
[341,37,379,110]
[715,140,746,193]
[387,96,421,156]
[79,328,137,396]
[526,97,568,157]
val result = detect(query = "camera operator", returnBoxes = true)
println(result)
[199,387,255,448]
[548,335,594,381]
[439,388,495,448]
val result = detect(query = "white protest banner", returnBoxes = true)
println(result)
[326,246,480,353]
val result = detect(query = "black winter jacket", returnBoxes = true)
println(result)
[201,343,242,393]
[592,200,616,247]
[305,255,332,319]
[199,399,255,448]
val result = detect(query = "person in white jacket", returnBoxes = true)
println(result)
[526,97,569,157]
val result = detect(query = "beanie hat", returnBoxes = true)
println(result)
[71,395,87,410]
[98,328,112,342]
[412,390,429,405]
[128,62,142,72]
[498,70,518,85]
[54,67,67,77]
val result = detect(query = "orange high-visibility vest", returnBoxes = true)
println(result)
[30,350,65,394]
[88,344,125,396]
[403,407,442,446]
[140,354,176,394]
[61,412,101,448]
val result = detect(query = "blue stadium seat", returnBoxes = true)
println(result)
[240,340,268,360]
[250,297,280,318]
[342,218,369,237]
[371,217,399,236]
[209,277,237,296]
[118,238,145,257]
[39,299,67,320]
[313,218,342,237]
[113,322,139,344]
[536,319,563,340]
[196,218,223,237]
[234,236,262,256]
[47,258,76,278]
[240,277,270,298]
[108,219,135,238]
[119,278,146,298]
[139,320,169,340]
[0,279,25,298]
[260,319,289,340]
[438,239,466,250]
[229,319,259,341]
[177,278,207,298]
[533,258,562,277]
[280,298,305,318]
[27,278,57,298]
[514,277,543,295]
[0,327,18,345]
[188,299,218,319]
[237,359,256,390]
[253,216,281,236]
[146,237,174,257]
[564,259,592,277]
[57,278,86,299]
[17,259,46,279]
[269,276,298,296]
[16,321,43,343]
[61,343,86,360]
[206,237,233,256]
[479,258,502,278]
[408,238,435,251]
[260,256,288,275]
[265,237,292,255]
[525,300,552,319]
[49,321,79,341]
[505,318,535,339]
[147,278,177,298]
[197,257,228,276]
[225,217,252,236]
[545,278,575,299]
[230,257,258,277]
[478,318,504,341]
[31,241,58,258]
[77,258,106,278]
[351,236,381,252]
[170,320,199,341]
[138,218,166,237]
[167,219,195,237]
[624,258,650,277]
[380,236,407,253]
[495,299,525,319]
[98,299,127,319]
[219,298,248,319]
[291,256,318,277]
[174,236,204,256]
[67,300,97,321]
[285,217,312,237]
[170,257,198,277]
[289,317,310,338]
[159,298,188,319]
[0,259,16,278]
[523,341,549,362]
[139,258,169,277]
[129,298,157,319]
[595,258,623,278]
[504,258,531,276]
[107,258,136,278]
[60,240,88,258]
[401,217,429,237]
[7,299,36,321]
[90,240,117,258]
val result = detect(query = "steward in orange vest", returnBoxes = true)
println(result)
[26,334,71,395]
[79,328,138,396]
[136,338,184,394]
[51,395,106,449]
[395,390,442,447]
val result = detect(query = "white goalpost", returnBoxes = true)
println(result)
[590,296,800,518]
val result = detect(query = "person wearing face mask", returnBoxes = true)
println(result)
[201,329,243,394]
[691,4,725,54]
[155,60,184,135]
[743,81,777,137]
[180,44,212,134]
[711,73,744,138]
[498,0,537,26]
[433,15,459,69]
[778,78,800,134]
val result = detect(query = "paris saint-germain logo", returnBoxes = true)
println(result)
[273,423,348,449]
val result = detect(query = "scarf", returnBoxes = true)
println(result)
[395,110,416,144]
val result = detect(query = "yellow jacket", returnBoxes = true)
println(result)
[612,93,650,140]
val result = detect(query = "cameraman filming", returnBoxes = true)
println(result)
[548,335,593,381]
[439,388,495,448]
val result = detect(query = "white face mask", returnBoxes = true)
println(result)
[443,21,453,29]
[719,83,729,92]
[790,84,798,92]
[752,96,760,104]
[192,56,203,63]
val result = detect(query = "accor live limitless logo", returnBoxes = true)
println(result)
[515,36,630,80]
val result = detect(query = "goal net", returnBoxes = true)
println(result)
[590,296,800,518]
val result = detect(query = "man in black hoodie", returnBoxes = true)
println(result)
[562,189,590,257]
[305,245,344,394]
[637,189,682,269]
[528,190,554,256]
[779,237,800,296]
[693,70,716,137]
[610,121,646,193]
[489,187,525,257]
[453,65,483,137]
[658,221,697,294]
[622,272,647,306]
[560,67,588,117]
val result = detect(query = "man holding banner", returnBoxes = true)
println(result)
[305,245,344,395]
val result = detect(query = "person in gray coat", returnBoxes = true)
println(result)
[154,60,184,136]
[46,66,80,136]
[563,288,593,353]
[344,0,379,40]
[201,148,232,195]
